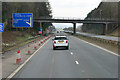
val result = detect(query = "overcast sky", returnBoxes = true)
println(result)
[49,0,103,29]
[49,0,103,18]
[2,0,119,29]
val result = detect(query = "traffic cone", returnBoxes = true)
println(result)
[41,41,43,44]
[28,50,31,54]
[34,46,37,49]
[39,40,40,42]
[41,38,43,40]
[16,50,21,63]
[34,41,37,49]
[28,45,30,47]
[38,43,41,46]
[44,40,45,42]
[27,45,31,55]
[41,39,43,44]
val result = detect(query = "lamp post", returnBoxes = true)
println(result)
[100,9,102,20]
[36,8,39,18]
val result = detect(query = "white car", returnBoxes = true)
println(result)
[53,36,69,50]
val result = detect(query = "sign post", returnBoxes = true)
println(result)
[39,28,42,34]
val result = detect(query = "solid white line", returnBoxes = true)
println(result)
[7,38,51,79]
[72,36,119,56]
[71,52,73,55]
[75,61,79,64]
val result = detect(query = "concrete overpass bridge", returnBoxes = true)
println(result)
[8,17,118,34]
[34,17,118,34]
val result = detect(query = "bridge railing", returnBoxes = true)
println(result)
[38,16,117,21]
[38,16,82,20]
[52,17,82,20]
[85,18,117,21]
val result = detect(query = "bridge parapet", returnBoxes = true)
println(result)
[53,17,82,20]
[85,18,117,21]
[39,16,82,20]
[38,16,117,21]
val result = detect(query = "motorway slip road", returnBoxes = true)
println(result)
[65,30,119,42]
[8,33,119,79]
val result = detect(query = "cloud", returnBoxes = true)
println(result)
[52,7,94,19]
[2,0,48,2]
[49,0,102,19]
[53,23,72,29]
[102,0,119,2]
[49,0,103,28]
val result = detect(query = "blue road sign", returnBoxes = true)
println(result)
[13,13,33,27]
[0,23,3,32]
[40,28,42,31]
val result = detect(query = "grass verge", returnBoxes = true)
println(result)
[2,35,43,53]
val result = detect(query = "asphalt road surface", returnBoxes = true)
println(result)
[13,32,118,78]
[65,30,119,42]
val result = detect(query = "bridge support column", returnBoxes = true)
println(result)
[105,23,108,34]
[73,23,76,35]
[102,23,108,35]
[102,24,105,35]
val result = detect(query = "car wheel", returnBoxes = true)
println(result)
[53,46,56,50]
[66,46,69,50]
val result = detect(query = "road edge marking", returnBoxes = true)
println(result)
[7,38,51,79]
[72,36,119,56]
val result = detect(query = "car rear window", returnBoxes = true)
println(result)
[54,37,67,40]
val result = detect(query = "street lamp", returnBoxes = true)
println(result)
[99,9,102,20]
[36,8,39,18]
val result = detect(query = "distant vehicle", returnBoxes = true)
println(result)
[57,31,59,33]
[52,36,69,50]
[60,31,63,33]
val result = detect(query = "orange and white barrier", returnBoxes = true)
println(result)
[41,39,43,44]
[27,45,31,54]
[41,41,43,44]
[34,41,37,49]
[16,50,21,63]
[38,40,41,46]
[38,43,41,46]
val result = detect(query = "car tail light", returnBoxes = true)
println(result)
[54,41,56,44]
[66,40,68,43]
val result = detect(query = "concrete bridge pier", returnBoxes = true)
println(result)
[105,23,108,34]
[73,23,76,34]
[102,23,108,35]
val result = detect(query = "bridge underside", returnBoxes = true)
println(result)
[7,18,117,35]
[34,19,117,24]
[34,19,117,35]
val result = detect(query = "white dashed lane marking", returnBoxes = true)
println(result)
[75,61,79,65]
[70,52,73,55]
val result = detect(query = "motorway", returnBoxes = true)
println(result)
[13,32,118,78]
[65,31,119,42]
